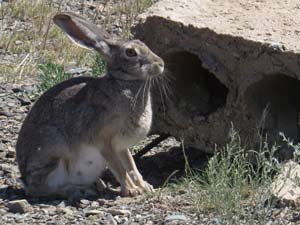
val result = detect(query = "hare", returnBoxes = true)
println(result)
[16,12,164,198]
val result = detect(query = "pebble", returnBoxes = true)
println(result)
[57,201,66,208]
[0,208,7,215]
[106,208,131,216]
[90,201,99,207]
[6,199,32,213]
[17,96,31,106]
[0,143,4,152]
[12,85,37,93]
[66,67,91,75]
[5,149,15,158]
[84,209,103,216]
[80,199,90,205]
[15,40,23,45]
[0,110,13,117]
[56,207,73,215]
[105,214,118,225]
[97,198,107,205]
[165,214,188,222]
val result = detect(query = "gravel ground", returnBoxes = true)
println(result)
[1,0,300,224]
[1,76,300,225]
[0,82,208,224]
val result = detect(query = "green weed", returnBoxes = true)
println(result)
[91,54,106,77]
[36,53,106,94]
[156,126,282,225]
[37,62,72,93]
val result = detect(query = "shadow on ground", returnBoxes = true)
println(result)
[136,146,212,188]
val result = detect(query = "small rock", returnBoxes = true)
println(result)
[0,208,7,215]
[210,218,222,224]
[0,110,12,117]
[56,207,73,215]
[0,143,4,152]
[265,220,273,225]
[105,214,117,225]
[12,87,23,93]
[5,149,15,158]
[97,198,107,205]
[57,201,66,208]
[12,85,37,93]
[6,199,32,213]
[85,209,103,216]
[271,160,300,206]
[66,67,90,75]
[17,96,31,106]
[80,199,90,205]
[165,214,188,222]
[90,201,99,208]
[15,40,23,45]
[106,208,131,216]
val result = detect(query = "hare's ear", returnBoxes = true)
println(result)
[53,12,116,61]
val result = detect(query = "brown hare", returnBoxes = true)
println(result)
[16,12,164,198]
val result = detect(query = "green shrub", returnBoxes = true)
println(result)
[37,62,72,93]
[91,54,106,77]
[158,126,282,225]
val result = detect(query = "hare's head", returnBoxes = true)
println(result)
[53,12,164,81]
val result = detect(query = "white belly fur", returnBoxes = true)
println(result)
[46,145,106,190]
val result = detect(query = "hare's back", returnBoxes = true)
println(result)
[26,77,97,124]
[16,77,101,183]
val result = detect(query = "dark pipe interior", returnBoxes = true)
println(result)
[245,74,300,142]
[162,51,228,117]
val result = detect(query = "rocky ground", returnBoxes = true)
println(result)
[0,82,212,224]
[1,0,300,224]
[1,83,300,225]
[0,0,208,224]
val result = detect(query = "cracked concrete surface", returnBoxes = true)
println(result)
[134,0,300,153]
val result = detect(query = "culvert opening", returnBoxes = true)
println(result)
[245,74,300,142]
[163,51,228,117]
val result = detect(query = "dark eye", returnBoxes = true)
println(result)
[125,48,137,57]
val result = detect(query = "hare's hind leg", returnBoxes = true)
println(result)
[25,158,68,198]
[26,158,88,199]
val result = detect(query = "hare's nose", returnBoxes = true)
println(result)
[156,59,164,68]
[158,62,164,68]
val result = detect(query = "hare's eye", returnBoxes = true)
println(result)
[125,48,137,57]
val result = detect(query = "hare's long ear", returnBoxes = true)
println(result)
[53,12,117,61]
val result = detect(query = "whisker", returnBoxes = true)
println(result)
[159,76,172,103]
[162,69,176,82]
[162,78,173,97]
[132,81,145,110]
[155,78,166,114]
[142,78,150,106]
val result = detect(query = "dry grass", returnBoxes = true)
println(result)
[0,0,156,83]
[148,127,286,224]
